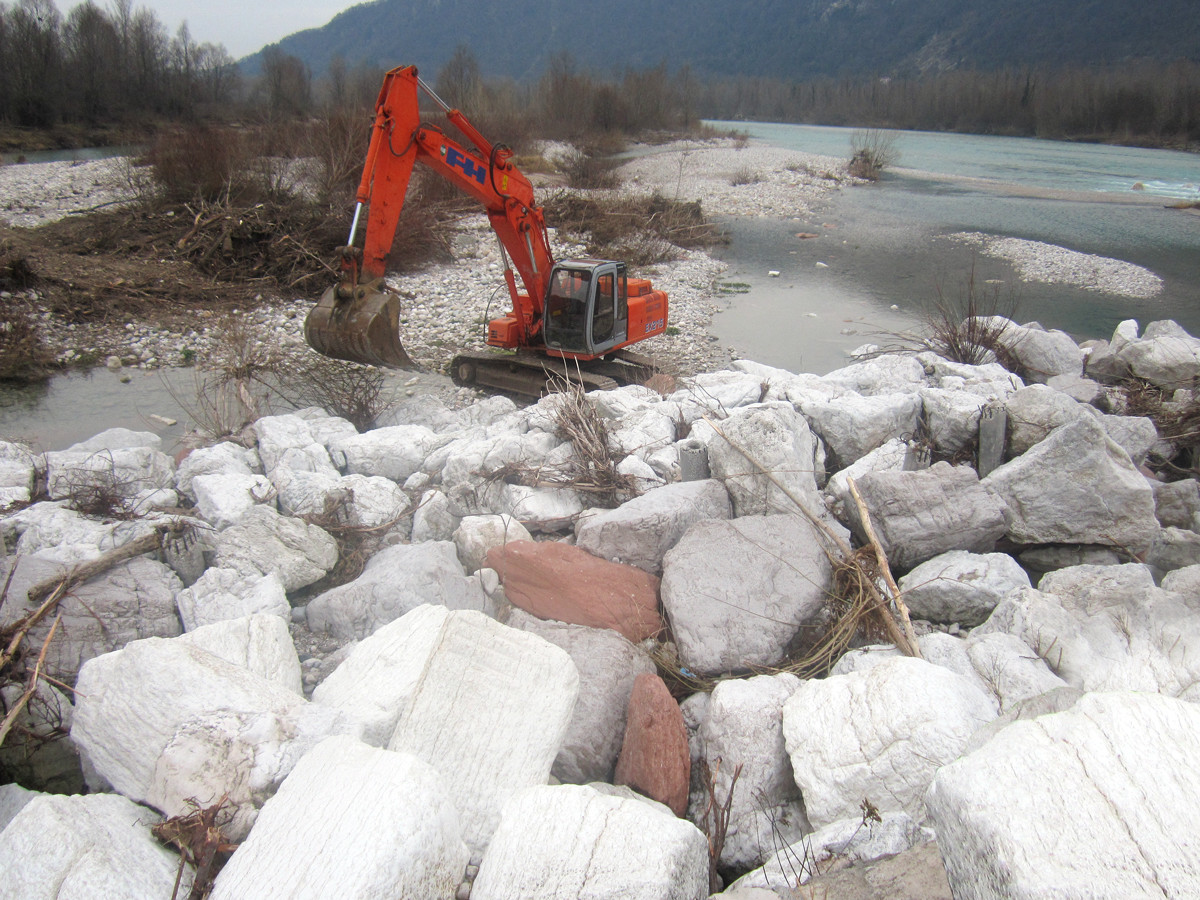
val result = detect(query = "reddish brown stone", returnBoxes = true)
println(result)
[614,673,690,816]
[485,540,662,642]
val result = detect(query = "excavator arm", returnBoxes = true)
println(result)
[306,65,555,367]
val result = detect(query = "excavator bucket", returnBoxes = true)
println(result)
[304,282,414,369]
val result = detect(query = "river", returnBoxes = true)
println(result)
[707,122,1200,375]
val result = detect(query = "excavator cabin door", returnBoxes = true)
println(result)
[544,261,628,356]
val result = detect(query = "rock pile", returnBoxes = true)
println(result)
[3,316,1200,898]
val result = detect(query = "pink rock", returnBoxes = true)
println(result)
[486,541,663,642]
[614,673,690,816]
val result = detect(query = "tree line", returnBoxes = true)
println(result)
[697,64,1200,148]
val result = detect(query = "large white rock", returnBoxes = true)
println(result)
[964,631,1068,711]
[982,318,1083,383]
[927,692,1200,899]
[191,471,276,528]
[210,735,468,900]
[1095,318,1200,389]
[0,455,35,506]
[797,391,922,467]
[984,415,1159,552]
[1004,384,1092,456]
[975,563,1200,695]
[574,479,732,574]
[690,673,807,871]
[71,635,348,835]
[387,610,579,853]
[782,656,997,828]
[272,468,408,528]
[661,515,836,676]
[819,354,928,397]
[610,408,678,461]
[849,462,1009,570]
[0,793,190,900]
[65,427,162,453]
[312,604,451,746]
[328,423,449,483]
[454,514,533,574]
[823,437,908,518]
[305,541,490,641]
[898,550,1031,627]
[690,402,824,519]
[0,555,181,682]
[211,505,339,592]
[174,440,260,500]
[44,444,175,500]
[0,783,39,831]
[176,566,289,631]
[176,613,302,693]
[4,501,159,565]
[471,783,709,900]
[252,414,324,472]
[919,387,990,456]
[508,609,657,784]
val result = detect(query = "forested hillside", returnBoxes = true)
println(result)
[251,0,1200,80]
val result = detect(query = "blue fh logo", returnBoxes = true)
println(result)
[445,147,486,184]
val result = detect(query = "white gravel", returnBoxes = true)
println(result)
[0,157,141,227]
[947,231,1165,300]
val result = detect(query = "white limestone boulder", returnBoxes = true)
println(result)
[919,387,990,456]
[191,471,275,528]
[492,482,585,532]
[981,318,1083,383]
[210,505,338,592]
[975,563,1200,695]
[471,783,709,900]
[305,541,490,641]
[1154,478,1200,529]
[926,692,1200,899]
[71,635,349,837]
[0,783,39,831]
[1100,413,1158,467]
[0,555,181,682]
[671,370,774,415]
[64,427,162,453]
[797,391,922,467]
[5,502,160,565]
[291,407,359,447]
[898,550,1031,627]
[0,793,191,900]
[1098,318,1200,389]
[610,408,678,461]
[209,735,468,900]
[174,441,260,500]
[454,514,533,574]
[438,431,563,492]
[508,609,657,784]
[176,613,302,693]
[984,416,1158,552]
[311,604,451,746]
[252,414,324,472]
[175,566,289,631]
[823,437,908,518]
[44,444,175,501]
[272,468,408,528]
[411,488,462,542]
[0,455,35,506]
[819,354,927,396]
[689,673,807,871]
[690,402,824,519]
[328,423,449,483]
[964,631,1069,711]
[387,610,579,853]
[1004,384,1091,456]
[661,515,837,676]
[1145,526,1200,575]
[574,479,732,574]
[782,656,997,828]
[849,463,1009,570]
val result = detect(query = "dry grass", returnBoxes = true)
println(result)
[0,295,54,382]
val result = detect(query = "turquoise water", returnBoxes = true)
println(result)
[706,122,1200,375]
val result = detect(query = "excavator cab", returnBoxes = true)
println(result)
[543,260,628,357]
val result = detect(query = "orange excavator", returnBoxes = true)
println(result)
[305,64,669,395]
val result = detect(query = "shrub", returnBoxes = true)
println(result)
[0,296,53,382]
[847,129,900,180]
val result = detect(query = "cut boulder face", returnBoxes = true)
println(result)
[210,505,338,593]
[0,793,192,900]
[574,479,733,574]
[327,423,449,483]
[982,318,1083,384]
[209,736,469,900]
[387,609,579,854]
[849,463,1008,570]
[614,673,690,817]
[190,472,275,529]
[660,515,836,676]
[919,387,989,456]
[471,783,710,900]
[690,673,807,871]
[176,613,302,693]
[975,563,1200,695]
[983,415,1158,553]
[175,567,289,632]
[1004,383,1091,456]
[454,513,533,574]
[898,550,1031,627]
[305,541,491,642]
[508,610,656,785]
[926,692,1200,900]
[797,391,922,468]
[486,540,663,642]
[70,635,349,838]
[174,441,260,500]
[0,555,182,683]
[782,656,998,829]
[311,604,451,747]
[690,402,825,519]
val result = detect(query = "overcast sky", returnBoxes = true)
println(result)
[124,1,354,59]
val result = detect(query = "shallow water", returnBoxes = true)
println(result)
[708,122,1200,375]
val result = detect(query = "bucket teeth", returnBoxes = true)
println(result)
[304,284,414,369]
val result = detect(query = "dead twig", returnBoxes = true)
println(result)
[0,611,62,748]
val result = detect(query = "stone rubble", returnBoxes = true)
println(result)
[3,143,1200,898]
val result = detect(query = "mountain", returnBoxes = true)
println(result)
[246,0,1200,81]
